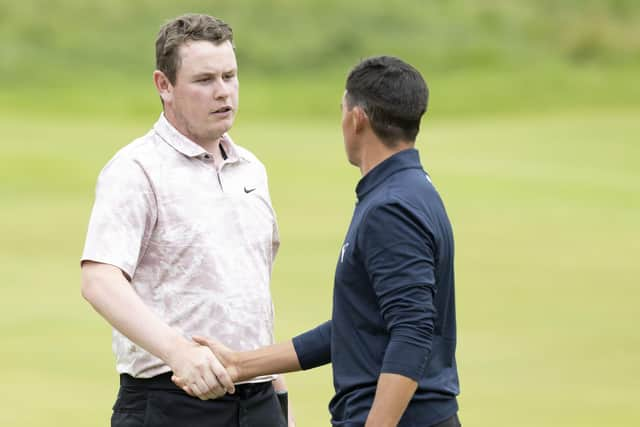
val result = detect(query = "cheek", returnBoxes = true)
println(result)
[341,116,351,139]
[231,84,240,105]
[182,91,209,113]
[342,131,351,153]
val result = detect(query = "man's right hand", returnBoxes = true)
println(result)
[172,336,303,401]
[172,336,241,391]
[167,339,235,400]
[80,262,235,400]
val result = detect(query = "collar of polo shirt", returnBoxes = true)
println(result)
[154,113,242,163]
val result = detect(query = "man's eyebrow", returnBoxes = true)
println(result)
[192,69,236,78]
[193,72,217,78]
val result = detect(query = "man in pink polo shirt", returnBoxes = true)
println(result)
[81,14,290,426]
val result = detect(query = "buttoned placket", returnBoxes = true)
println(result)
[199,152,223,192]
[201,150,234,193]
[216,162,225,192]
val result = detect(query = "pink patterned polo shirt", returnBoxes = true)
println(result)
[82,114,280,378]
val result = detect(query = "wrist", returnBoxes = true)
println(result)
[232,350,247,382]
[365,417,393,427]
[163,334,193,368]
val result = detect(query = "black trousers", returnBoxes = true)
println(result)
[111,373,287,427]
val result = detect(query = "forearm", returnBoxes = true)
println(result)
[81,262,189,364]
[235,341,301,382]
[365,373,417,427]
[232,320,332,381]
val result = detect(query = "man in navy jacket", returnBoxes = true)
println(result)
[175,55,461,427]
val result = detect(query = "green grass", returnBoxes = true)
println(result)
[2,0,640,122]
[3,62,640,123]
[1,107,638,426]
[3,0,639,79]
[2,2,639,424]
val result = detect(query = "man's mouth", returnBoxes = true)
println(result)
[212,106,232,114]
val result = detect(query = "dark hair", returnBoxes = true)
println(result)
[345,56,428,146]
[156,14,233,84]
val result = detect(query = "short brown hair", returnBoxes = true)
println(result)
[155,14,233,84]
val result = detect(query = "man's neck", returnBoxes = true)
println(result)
[359,139,413,176]
[163,111,223,154]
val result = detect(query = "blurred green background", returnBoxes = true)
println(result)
[1,1,639,425]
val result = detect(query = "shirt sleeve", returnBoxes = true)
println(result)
[358,202,437,381]
[81,156,157,280]
[292,320,332,370]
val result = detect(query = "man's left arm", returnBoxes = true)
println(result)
[365,373,417,427]
[359,203,438,426]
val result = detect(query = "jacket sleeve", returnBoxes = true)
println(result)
[358,203,437,381]
[292,320,332,370]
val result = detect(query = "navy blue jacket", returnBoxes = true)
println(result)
[293,149,459,426]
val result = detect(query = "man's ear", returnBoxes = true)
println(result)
[153,70,173,104]
[352,106,369,133]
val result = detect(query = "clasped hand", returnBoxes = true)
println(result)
[170,336,238,400]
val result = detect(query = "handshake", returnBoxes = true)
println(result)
[166,335,296,425]
[168,335,243,400]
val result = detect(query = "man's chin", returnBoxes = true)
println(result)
[209,119,234,137]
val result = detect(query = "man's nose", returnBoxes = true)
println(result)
[213,79,231,99]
